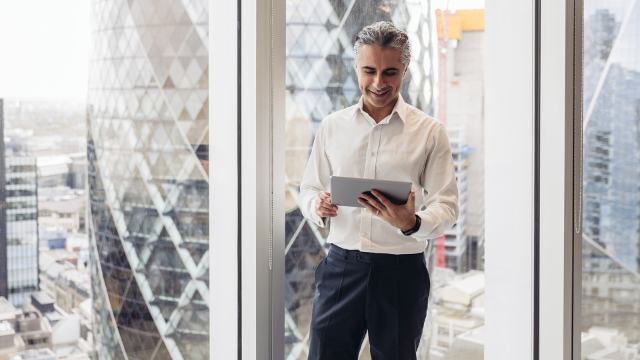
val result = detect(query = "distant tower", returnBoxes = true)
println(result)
[0,98,7,301]
[582,6,640,270]
[0,99,40,307]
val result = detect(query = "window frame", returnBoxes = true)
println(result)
[538,0,584,358]
[485,0,537,358]
[209,0,586,358]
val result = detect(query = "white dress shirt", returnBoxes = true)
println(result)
[299,95,459,255]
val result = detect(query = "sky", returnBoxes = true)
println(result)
[0,0,90,102]
[434,0,485,10]
[0,0,487,102]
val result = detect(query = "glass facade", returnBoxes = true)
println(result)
[283,1,436,358]
[5,157,39,307]
[87,0,209,359]
[581,0,640,355]
[0,99,40,308]
[0,99,6,302]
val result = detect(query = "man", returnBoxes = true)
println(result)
[300,21,459,359]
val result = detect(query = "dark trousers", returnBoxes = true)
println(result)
[308,244,430,360]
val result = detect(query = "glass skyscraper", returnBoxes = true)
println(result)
[283,1,436,357]
[0,99,40,308]
[581,0,640,345]
[87,1,209,359]
[4,157,39,307]
[0,99,6,303]
[582,0,640,272]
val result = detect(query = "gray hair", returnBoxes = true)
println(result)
[353,21,411,65]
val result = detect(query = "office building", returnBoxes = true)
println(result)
[0,294,92,359]
[443,125,470,272]
[582,2,640,272]
[4,157,39,307]
[87,0,210,359]
[0,99,40,307]
[579,0,640,349]
[435,9,485,273]
[0,99,6,306]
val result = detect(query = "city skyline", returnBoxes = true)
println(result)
[0,1,638,359]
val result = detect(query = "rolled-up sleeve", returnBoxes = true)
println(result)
[410,123,459,241]
[299,122,332,228]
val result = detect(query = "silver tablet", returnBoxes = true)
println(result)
[330,175,412,207]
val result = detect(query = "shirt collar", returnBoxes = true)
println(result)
[355,94,408,124]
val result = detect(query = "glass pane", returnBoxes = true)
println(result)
[284,1,486,359]
[1,1,210,358]
[0,0,210,360]
[87,0,210,359]
[580,0,640,356]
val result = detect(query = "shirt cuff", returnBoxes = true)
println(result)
[397,213,436,242]
[308,197,328,228]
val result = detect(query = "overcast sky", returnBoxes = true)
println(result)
[434,0,485,10]
[0,0,90,102]
[0,0,488,102]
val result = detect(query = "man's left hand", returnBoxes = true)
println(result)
[358,190,416,232]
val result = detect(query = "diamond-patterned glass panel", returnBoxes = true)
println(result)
[88,0,209,359]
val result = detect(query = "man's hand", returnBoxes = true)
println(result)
[315,192,338,218]
[358,190,416,231]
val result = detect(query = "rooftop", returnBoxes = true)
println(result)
[0,298,20,323]
[10,348,56,360]
[30,293,55,315]
[437,271,485,306]
[0,321,15,336]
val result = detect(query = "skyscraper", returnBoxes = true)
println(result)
[4,157,39,307]
[0,99,7,302]
[436,9,486,272]
[0,99,40,308]
[87,1,209,359]
[443,125,469,272]
[581,0,640,344]
[582,2,640,271]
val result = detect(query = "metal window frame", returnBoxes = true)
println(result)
[538,0,583,358]
[211,0,240,357]
[485,0,537,358]
[211,0,285,358]
[570,0,584,357]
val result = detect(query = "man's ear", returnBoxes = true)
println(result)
[402,62,410,77]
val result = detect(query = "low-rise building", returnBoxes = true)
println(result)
[38,187,85,237]
[424,269,485,360]
[38,252,89,314]
[0,295,93,359]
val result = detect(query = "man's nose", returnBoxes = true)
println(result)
[373,74,384,89]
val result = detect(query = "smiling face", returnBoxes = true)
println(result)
[355,44,408,120]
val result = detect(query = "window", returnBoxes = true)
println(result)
[580,0,640,356]
[283,2,486,358]
[0,0,211,358]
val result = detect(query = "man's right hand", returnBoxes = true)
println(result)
[315,192,338,218]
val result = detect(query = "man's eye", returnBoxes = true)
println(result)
[385,71,398,76]
[365,70,375,74]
